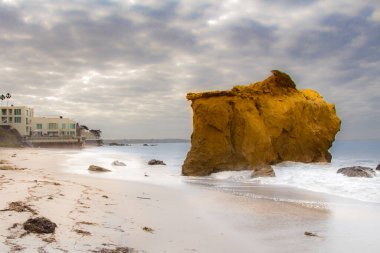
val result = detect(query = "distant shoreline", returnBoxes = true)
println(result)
[102,138,190,144]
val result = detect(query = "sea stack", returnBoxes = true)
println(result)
[182,70,341,176]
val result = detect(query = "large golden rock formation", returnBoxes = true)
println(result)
[182,70,341,176]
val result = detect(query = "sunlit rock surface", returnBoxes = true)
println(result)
[182,70,341,176]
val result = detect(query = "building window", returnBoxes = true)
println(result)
[14,109,21,115]
[70,123,76,129]
[62,123,66,129]
[70,131,76,136]
[14,117,21,123]
[48,123,58,129]
[9,117,12,123]
[8,109,12,115]
[1,117,7,124]
[1,109,6,115]
[36,124,42,129]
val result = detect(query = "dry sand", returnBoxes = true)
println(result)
[0,147,379,253]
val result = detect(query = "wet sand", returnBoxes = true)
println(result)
[1,147,379,252]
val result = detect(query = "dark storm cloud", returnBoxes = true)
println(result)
[0,0,379,139]
[211,18,277,55]
[131,1,179,21]
[290,9,378,59]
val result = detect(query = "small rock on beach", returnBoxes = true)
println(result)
[304,231,318,237]
[142,226,154,233]
[112,160,126,166]
[88,165,111,172]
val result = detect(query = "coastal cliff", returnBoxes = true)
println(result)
[182,70,341,176]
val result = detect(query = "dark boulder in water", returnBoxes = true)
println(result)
[376,164,380,171]
[148,159,166,165]
[337,166,375,178]
[250,165,275,177]
[109,142,125,146]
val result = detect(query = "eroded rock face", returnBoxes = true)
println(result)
[182,70,341,176]
[337,166,375,178]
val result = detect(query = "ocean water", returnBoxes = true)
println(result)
[64,143,190,185]
[64,141,380,204]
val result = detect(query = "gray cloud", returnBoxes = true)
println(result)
[0,0,379,139]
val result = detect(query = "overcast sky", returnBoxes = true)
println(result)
[0,0,379,140]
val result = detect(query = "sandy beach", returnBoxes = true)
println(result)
[1,147,379,253]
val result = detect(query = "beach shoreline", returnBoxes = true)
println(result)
[1,147,379,252]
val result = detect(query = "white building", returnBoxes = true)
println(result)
[0,105,34,136]
[31,116,78,137]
